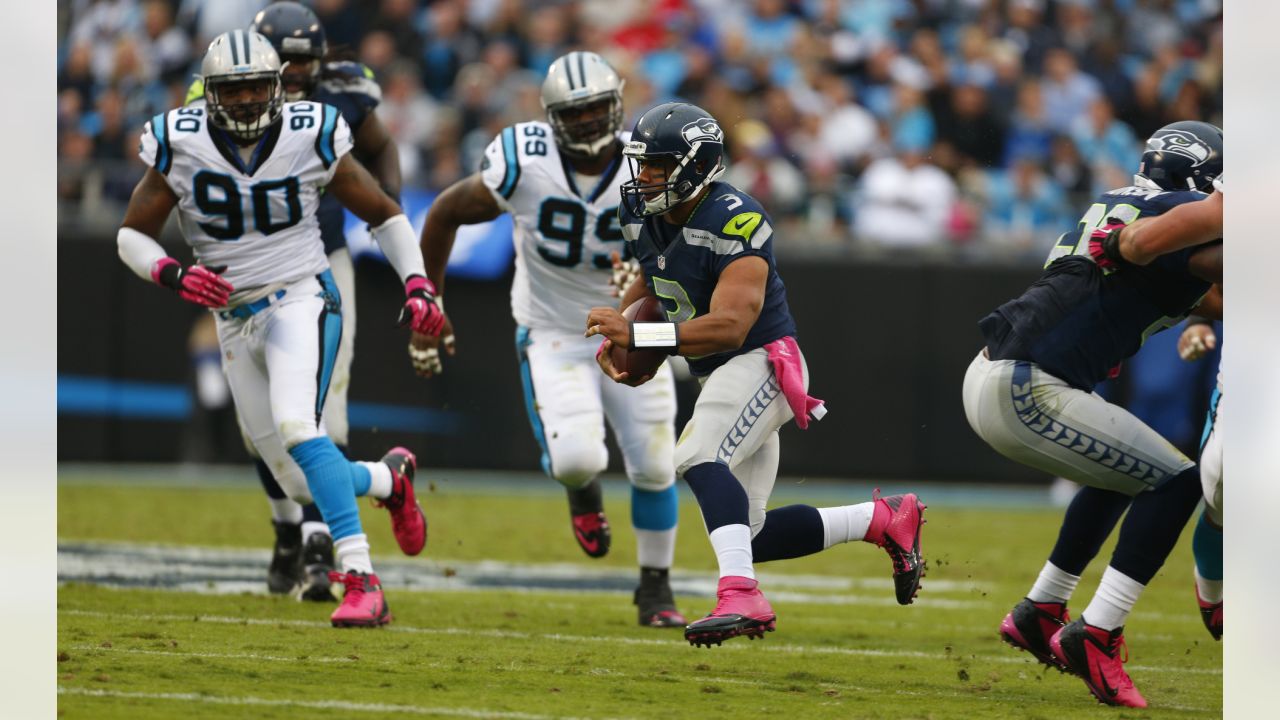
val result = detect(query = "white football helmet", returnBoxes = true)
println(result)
[201,29,285,141]
[541,51,625,158]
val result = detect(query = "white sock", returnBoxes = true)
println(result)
[360,461,393,499]
[1027,561,1080,604]
[817,502,875,547]
[1082,566,1146,631]
[1195,567,1224,605]
[708,524,754,580]
[635,527,676,569]
[334,533,373,574]
[267,497,303,524]
[301,521,330,545]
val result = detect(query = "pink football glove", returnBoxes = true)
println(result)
[152,257,234,308]
[398,274,445,336]
[1087,218,1128,272]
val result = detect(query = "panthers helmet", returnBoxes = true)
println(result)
[621,102,726,217]
[201,30,285,141]
[541,51,625,158]
[1135,121,1222,193]
[251,1,327,101]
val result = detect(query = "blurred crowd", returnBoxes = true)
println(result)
[58,0,1222,261]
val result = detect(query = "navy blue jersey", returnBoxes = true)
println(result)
[980,185,1219,390]
[313,62,381,255]
[620,181,797,376]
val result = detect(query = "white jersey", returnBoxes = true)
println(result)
[138,101,353,298]
[480,121,629,332]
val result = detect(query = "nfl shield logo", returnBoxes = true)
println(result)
[657,255,666,270]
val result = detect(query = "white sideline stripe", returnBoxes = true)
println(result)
[56,686,600,720]
[60,609,1220,677]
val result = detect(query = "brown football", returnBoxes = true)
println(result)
[610,296,669,386]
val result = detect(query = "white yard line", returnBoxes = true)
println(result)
[56,686,609,720]
[59,608,1220,677]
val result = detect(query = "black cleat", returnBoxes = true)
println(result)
[298,532,337,602]
[999,598,1070,670]
[267,520,303,595]
[634,567,687,628]
[567,482,611,558]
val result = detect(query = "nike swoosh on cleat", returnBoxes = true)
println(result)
[1093,659,1120,699]
[574,530,599,554]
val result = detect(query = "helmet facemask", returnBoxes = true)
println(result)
[621,141,724,217]
[546,91,623,158]
[206,72,284,142]
[279,56,321,101]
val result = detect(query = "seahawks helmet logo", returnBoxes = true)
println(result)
[681,118,723,146]
[1148,129,1211,166]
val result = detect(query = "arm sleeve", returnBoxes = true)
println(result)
[117,227,169,283]
[371,214,426,284]
[479,126,518,212]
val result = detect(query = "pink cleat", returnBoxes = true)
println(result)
[1000,598,1070,670]
[1050,619,1147,708]
[865,490,927,604]
[373,447,427,556]
[328,571,391,628]
[1195,585,1223,641]
[684,576,776,647]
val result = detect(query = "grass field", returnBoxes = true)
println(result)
[57,465,1222,719]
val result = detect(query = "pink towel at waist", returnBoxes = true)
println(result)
[765,336,827,430]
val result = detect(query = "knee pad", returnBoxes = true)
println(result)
[546,431,608,490]
[627,454,675,493]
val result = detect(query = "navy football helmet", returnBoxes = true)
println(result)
[1135,121,1222,193]
[621,102,726,217]
[251,2,327,102]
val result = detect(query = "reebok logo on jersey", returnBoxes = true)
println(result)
[722,212,762,241]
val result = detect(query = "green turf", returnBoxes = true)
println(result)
[57,473,1222,718]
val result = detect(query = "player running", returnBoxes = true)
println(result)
[407,53,687,628]
[117,30,440,628]
[183,1,404,602]
[587,102,926,647]
[963,121,1222,706]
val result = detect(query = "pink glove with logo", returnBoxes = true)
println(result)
[152,257,233,308]
[398,274,445,336]
[765,336,827,430]
[1088,218,1128,272]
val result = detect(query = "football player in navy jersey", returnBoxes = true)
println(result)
[185,1,404,602]
[1093,170,1224,641]
[586,103,927,648]
[963,121,1222,707]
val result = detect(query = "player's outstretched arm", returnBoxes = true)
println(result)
[117,168,234,308]
[352,112,402,201]
[1119,190,1222,265]
[328,153,444,337]
[420,173,503,294]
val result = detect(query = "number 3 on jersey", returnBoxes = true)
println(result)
[535,199,625,268]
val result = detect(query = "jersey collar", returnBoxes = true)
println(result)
[207,121,283,177]
[556,142,622,204]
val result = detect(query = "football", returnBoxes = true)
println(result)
[610,296,669,386]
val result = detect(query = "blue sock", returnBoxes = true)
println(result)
[288,437,364,540]
[1192,509,1223,581]
[683,462,749,532]
[752,505,825,562]
[1048,486,1131,575]
[632,484,678,531]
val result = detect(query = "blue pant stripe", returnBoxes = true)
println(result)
[515,326,552,476]
[315,270,343,423]
[1199,386,1221,454]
